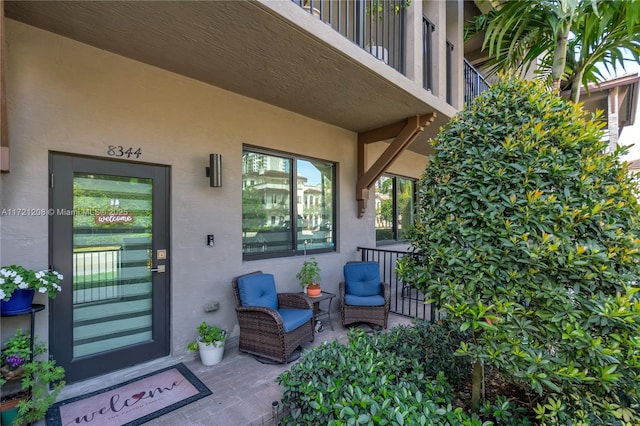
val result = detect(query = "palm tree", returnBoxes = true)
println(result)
[466,0,640,102]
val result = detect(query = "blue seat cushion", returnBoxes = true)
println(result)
[237,274,278,310]
[344,262,381,297]
[344,294,386,307]
[277,309,313,333]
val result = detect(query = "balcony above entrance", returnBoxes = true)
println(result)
[5,0,457,155]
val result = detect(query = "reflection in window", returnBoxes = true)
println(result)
[242,149,335,259]
[375,175,415,242]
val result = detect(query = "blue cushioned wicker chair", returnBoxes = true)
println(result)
[339,261,390,329]
[232,271,315,363]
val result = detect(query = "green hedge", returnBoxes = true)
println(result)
[277,321,533,425]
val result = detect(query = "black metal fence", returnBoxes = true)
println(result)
[292,0,406,75]
[358,246,436,321]
[464,59,489,107]
[73,249,122,304]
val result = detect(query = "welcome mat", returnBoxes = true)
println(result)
[46,363,211,426]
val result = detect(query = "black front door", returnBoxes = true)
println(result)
[49,153,170,383]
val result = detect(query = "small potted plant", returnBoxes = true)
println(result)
[0,265,63,315]
[302,0,321,18]
[366,0,411,20]
[365,0,411,63]
[187,322,227,366]
[297,257,321,297]
[0,335,65,425]
[0,329,31,381]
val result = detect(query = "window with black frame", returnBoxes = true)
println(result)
[375,175,415,243]
[242,148,336,259]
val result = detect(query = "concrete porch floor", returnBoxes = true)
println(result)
[46,313,416,426]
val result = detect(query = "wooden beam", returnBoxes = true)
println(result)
[0,0,7,172]
[356,113,436,217]
[358,119,408,144]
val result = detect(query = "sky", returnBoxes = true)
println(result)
[298,159,321,186]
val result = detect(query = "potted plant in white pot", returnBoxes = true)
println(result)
[297,257,321,297]
[365,0,411,63]
[187,322,226,366]
[302,0,321,18]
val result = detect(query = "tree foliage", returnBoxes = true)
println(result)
[466,0,640,102]
[241,186,268,231]
[398,75,640,423]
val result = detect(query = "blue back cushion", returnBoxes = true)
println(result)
[237,273,278,310]
[344,262,381,297]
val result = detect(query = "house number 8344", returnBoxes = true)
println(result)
[107,145,142,159]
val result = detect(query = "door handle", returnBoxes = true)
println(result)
[150,264,166,273]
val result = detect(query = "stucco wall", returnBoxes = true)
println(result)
[1,20,429,361]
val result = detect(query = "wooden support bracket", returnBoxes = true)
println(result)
[356,113,436,218]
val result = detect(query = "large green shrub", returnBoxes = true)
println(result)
[374,319,472,385]
[398,76,640,423]
[277,322,532,425]
[277,327,452,425]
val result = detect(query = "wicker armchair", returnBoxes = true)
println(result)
[232,271,315,363]
[339,261,390,329]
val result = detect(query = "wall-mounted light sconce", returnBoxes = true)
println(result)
[205,153,222,187]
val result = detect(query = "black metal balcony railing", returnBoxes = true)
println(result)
[292,0,406,75]
[422,16,435,92]
[358,247,438,322]
[446,40,454,104]
[464,59,489,107]
[293,2,489,107]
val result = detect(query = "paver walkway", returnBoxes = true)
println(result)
[46,314,415,426]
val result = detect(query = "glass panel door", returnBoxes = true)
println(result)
[50,154,170,383]
[72,173,153,358]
